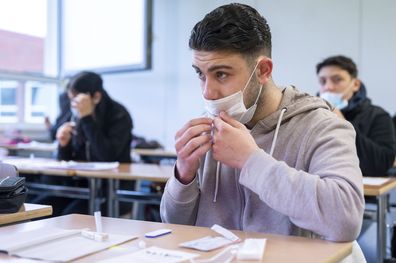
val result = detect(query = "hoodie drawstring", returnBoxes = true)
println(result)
[269,107,287,156]
[213,107,287,203]
[213,161,221,202]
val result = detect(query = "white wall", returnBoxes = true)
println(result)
[102,0,396,149]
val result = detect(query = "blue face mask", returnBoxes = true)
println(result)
[320,92,348,110]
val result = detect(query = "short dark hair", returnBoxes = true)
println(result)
[189,3,272,59]
[316,55,358,78]
[67,71,103,96]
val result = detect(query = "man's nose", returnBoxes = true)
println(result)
[323,81,335,92]
[202,80,220,100]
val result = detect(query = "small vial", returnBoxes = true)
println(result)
[138,241,146,249]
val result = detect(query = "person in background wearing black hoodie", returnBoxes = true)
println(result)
[317,55,396,263]
[47,71,133,215]
[317,55,396,177]
[56,71,133,162]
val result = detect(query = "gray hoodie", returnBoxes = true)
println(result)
[160,86,364,242]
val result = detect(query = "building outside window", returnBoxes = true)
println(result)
[0,0,59,127]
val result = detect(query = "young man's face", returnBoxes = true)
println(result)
[192,50,259,104]
[318,65,360,101]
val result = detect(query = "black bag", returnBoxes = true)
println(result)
[0,163,27,213]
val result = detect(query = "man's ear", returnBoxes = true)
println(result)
[256,56,273,85]
[352,78,361,92]
[93,91,102,105]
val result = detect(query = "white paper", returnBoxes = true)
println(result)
[44,161,120,170]
[2,159,119,171]
[179,236,234,251]
[211,224,240,242]
[0,227,137,262]
[363,177,390,186]
[237,238,267,260]
[98,246,199,263]
[17,141,57,151]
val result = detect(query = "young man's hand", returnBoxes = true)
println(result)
[175,117,213,184]
[212,111,259,169]
[56,122,76,147]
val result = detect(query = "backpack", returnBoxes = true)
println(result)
[0,162,27,213]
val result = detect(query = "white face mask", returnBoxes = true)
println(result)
[70,107,80,120]
[320,92,348,110]
[203,61,263,124]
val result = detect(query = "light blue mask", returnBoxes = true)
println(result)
[320,92,348,110]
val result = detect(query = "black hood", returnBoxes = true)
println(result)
[341,82,370,114]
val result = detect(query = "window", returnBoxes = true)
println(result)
[0,0,60,126]
[25,82,58,124]
[0,81,18,123]
[61,0,152,74]
[0,0,58,77]
[0,0,152,126]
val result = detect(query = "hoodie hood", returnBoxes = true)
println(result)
[252,86,331,134]
[341,82,370,114]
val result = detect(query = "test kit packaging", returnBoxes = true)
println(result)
[0,163,27,213]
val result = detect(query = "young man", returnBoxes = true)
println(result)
[317,55,396,177]
[160,3,364,243]
[56,71,133,162]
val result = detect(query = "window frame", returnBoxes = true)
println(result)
[0,80,18,123]
[59,0,153,76]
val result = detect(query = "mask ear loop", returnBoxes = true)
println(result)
[241,61,261,94]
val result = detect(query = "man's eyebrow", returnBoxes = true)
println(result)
[192,64,234,72]
[208,65,233,72]
[192,65,201,71]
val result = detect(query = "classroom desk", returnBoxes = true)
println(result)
[132,148,177,159]
[0,142,56,158]
[363,177,396,263]
[2,158,100,214]
[76,163,173,217]
[0,203,52,226]
[0,213,352,262]
[2,158,172,217]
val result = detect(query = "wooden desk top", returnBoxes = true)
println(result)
[132,148,177,158]
[0,203,52,226]
[0,214,351,263]
[2,157,173,182]
[75,163,173,182]
[363,177,396,196]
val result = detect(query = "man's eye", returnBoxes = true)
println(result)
[333,78,342,84]
[216,72,227,79]
[196,71,205,80]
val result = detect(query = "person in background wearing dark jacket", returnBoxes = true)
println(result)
[317,55,396,177]
[56,71,133,162]
[45,71,133,216]
[317,55,396,263]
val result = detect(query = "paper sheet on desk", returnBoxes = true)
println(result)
[0,227,136,262]
[363,177,390,186]
[2,159,119,171]
[17,141,57,151]
[98,246,199,263]
[44,161,120,170]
